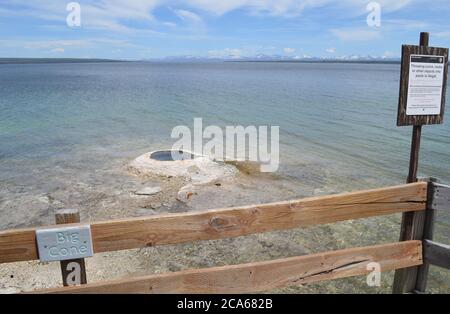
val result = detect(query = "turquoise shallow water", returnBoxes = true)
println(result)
[1,61,449,218]
[1,61,449,182]
[0,61,449,292]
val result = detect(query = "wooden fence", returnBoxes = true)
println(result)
[0,180,448,294]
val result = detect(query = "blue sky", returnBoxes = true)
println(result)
[0,0,449,59]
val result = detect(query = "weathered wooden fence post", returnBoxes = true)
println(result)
[55,209,88,286]
[392,182,427,293]
[393,32,429,294]
[393,31,449,293]
[415,181,450,292]
[414,179,438,293]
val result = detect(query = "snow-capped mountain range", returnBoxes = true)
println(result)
[150,54,400,63]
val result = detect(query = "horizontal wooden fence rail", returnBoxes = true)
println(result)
[31,241,422,294]
[0,182,427,264]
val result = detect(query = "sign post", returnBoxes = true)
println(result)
[55,209,89,287]
[35,209,90,287]
[393,32,448,293]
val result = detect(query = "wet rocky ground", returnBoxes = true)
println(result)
[1,157,449,294]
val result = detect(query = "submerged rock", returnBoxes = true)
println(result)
[130,150,238,203]
[130,150,237,185]
[133,186,162,196]
[176,184,197,202]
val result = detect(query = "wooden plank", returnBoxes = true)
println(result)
[31,241,423,294]
[414,213,435,293]
[0,229,37,263]
[415,179,439,293]
[55,209,88,287]
[393,176,431,293]
[392,211,426,294]
[0,182,428,264]
[423,240,450,270]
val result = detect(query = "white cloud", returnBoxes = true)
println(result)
[383,51,398,58]
[208,48,242,59]
[383,19,428,30]
[283,47,295,54]
[173,9,203,24]
[182,0,414,16]
[435,31,450,38]
[183,0,309,16]
[372,0,413,12]
[0,0,160,33]
[77,1,161,33]
[326,47,336,53]
[163,21,177,28]
[51,48,65,53]
[21,39,91,50]
[0,0,422,39]
[331,28,381,41]
[0,38,140,52]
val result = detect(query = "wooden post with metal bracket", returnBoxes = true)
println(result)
[55,209,88,287]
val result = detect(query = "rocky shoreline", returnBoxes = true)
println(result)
[1,154,448,294]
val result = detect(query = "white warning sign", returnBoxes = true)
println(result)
[407,55,445,116]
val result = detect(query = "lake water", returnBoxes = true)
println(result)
[0,61,449,292]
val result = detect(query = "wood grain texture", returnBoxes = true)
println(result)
[31,241,423,294]
[393,179,430,293]
[0,182,428,264]
[55,209,88,287]
[415,180,439,293]
[392,210,425,293]
[397,44,449,126]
